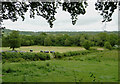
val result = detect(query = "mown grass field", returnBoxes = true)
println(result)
[2,46,85,53]
[2,46,118,82]
[2,46,105,53]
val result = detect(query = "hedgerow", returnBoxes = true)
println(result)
[53,50,92,58]
[2,52,50,62]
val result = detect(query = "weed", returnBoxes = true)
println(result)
[89,72,96,82]
[46,62,50,67]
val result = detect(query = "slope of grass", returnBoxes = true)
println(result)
[63,50,118,61]
[2,50,118,82]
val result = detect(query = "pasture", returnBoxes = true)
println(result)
[2,46,86,53]
[2,48,118,82]
[2,46,105,53]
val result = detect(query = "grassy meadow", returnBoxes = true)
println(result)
[2,46,118,82]
[2,46,105,53]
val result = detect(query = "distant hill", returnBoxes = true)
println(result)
[4,29,39,36]
[3,28,118,36]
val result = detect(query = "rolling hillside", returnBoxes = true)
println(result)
[3,28,118,36]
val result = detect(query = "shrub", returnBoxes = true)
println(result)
[37,53,50,60]
[104,42,112,50]
[2,59,6,64]
[46,62,50,67]
[53,50,92,59]
[46,54,50,60]
[83,40,91,50]
[81,50,90,55]
[9,58,25,62]
[3,67,16,73]
[2,52,19,59]
[54,52,63,58]
[68,57,73,60]
[41,53,50,60]
[63,52,71,57]
[2,52,50,62]
[20,52,34,60]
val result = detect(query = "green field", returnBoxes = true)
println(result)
[2,46,105,53]
[2,46,118,82]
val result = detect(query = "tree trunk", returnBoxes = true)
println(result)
[12,47,14,51]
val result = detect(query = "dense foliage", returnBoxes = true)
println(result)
[3,31,21,50]
[83,40,91,50]
[2,32,118,49]
[2,1,118,28]
[53,50,91,58]
[2,52,50,62]
[104,42,112,50]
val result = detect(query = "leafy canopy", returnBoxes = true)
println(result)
[2,0,118,28]
[8,31,21,50]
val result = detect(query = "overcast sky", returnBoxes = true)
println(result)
[3,1,118,32]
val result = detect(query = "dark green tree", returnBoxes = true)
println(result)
[8,31,21,50]
[107,34,118,47]
[97,32,108,47]
[65,37,71,46]
[21,35,35,46]
[80,35,85,46]
[47,34,56,46]
[44,36,52,46]
[69,35,80,46]
[2,36,9,47]
[83,40,91,50]
[34,33,47,45]
[55,34,65,46]
[104,41,112,50]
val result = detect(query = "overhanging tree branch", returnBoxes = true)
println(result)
[1,0,119,28]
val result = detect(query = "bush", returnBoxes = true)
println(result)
[2,52,19,59]
[2,59,6,64]
[35,53,50,60]
[68,57,73,60]
[2,52,50,62]
[53,50,92,59]
[104,42,112,50]
[54,52,63,58]
[3,67,15,73]
[9,58,25,62]
[20,52,35,60]
[63,52,71,57]
[83,40,91,50]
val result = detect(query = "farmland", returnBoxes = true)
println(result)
[1,30,119,82]
[2,46,104,53]
[2,46,118,82]
[2,46,85,53]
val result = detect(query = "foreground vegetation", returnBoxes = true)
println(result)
[2,50,118,82]
[2,49,100,63]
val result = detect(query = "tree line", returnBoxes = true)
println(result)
[2,31,118,50]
